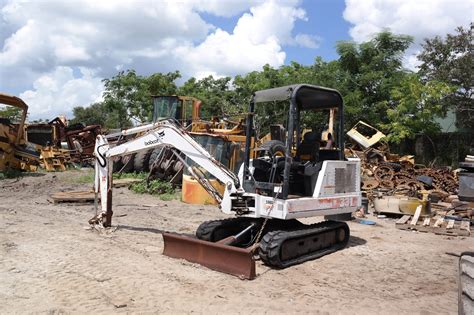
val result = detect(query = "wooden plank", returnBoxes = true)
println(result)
[48,190,98,204]
[396,215,411,225]
[410,205,422,226]
[446,220,455,229]
[423,218,431,226]
[460,221,471,232]
[433,217,444,228]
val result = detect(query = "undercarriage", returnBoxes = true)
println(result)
[194,217,350,269]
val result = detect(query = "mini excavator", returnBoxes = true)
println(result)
[91,84,361,279]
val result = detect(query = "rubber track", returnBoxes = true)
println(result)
[259,221,350,269]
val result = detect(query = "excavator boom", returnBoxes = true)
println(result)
[93,119,241,227]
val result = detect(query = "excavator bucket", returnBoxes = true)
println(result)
[162,233,256,280]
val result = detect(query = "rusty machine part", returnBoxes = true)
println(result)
[362,179,379,190]
[374,165,395,181]
[0,93,41,171]
[51,117,102,164]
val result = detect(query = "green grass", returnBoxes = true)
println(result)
[130,179,179,201]
[64,168,179,200]
[67,170,95,184]
[66,170,149,184]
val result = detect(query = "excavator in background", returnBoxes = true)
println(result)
[91,84,361,279]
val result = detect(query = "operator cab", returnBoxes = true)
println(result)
[152,95,201,128]
[243,84,345,199]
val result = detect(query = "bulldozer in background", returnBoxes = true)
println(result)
[0,93,41,172]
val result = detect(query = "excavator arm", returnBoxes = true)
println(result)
[92,119,241,227]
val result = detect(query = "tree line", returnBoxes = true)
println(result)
[70,25,472,144]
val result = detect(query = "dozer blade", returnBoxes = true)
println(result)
[162,233,256,280]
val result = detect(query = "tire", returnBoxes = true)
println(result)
[148,147,165,170]
[121,154,135,173]
[259,140,286,158]
[112,157,124,173]
[134,149,152,172]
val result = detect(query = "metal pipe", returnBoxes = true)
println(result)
[339,103,345,160]
[244,97,255,179]
[282,89,296,199]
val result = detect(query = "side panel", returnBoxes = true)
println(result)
[313,160,360,198]
[242,160,362,220]
[283,195,360,219]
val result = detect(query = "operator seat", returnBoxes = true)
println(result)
[296,131,320,162]
[290,131,322,196]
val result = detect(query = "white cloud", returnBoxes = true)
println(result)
[190,0,263,17]
[293,34,320,49]
[0,0,319,119]
[20,67,104,120]
[178,0,312,76]
[343,0,472,43]
[343,0,472,71]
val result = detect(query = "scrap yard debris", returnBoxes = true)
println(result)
[346,121,472,236]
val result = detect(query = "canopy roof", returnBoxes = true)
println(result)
[252,84,343,110]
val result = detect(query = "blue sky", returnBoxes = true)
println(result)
[288,0,352,63]
[0,0,471,119]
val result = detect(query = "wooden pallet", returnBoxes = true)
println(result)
[395,212,471,236]
[48,190,98,204]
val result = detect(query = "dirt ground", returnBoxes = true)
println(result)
[1,170,472,314]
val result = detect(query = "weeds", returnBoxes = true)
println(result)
[0,168,23,180]
[130,179,178,201]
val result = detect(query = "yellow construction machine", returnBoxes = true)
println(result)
[0,93,40,171]
[0,93,71,172]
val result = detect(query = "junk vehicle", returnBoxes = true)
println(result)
[0,93,40,171]
[91,84,361,279]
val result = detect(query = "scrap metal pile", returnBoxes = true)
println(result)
[346,121,472,236]
[346,121,458,200]
[360,160,458,198]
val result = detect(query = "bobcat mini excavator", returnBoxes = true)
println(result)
[92,84,361,279]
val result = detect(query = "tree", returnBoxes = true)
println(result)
[382,74,454,143]
[102,70,180,124]
[0,106,22,122]
[179,75,238,119]
[70,102,132,129]
[417,24,473,130]
[336,31,414,128]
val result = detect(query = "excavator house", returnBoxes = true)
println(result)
[92,84,361,279]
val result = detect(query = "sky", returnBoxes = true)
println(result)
[0,0,472,120]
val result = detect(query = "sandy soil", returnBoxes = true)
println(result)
[0,170,473,314]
